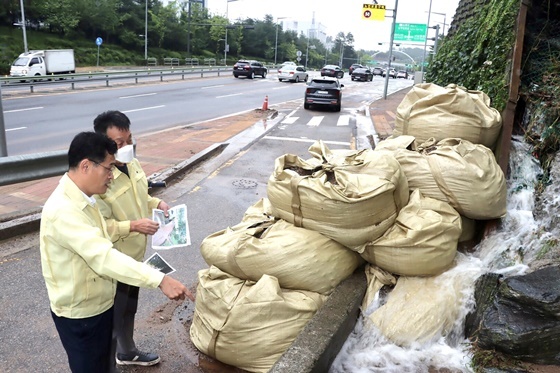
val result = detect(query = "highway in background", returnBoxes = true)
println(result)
[1,72,412,156]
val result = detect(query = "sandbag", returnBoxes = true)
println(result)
[200,204,363,294]
[375,136,507,220]
[368,258,478,346]
[190,266,326,373]
[394,83,502,149]
[359,189,461,276]
[267,140,409,249]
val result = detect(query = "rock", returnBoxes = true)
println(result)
[465,265,560,365]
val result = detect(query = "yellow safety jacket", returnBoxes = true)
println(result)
[95,158,161,261]
[40,174,164,319]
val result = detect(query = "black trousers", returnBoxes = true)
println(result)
[112,282,140,355]
[51,307,114,373]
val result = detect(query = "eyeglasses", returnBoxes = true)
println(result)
[90,160,115,174]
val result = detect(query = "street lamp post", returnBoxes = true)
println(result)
[224,0,239,66]
[18,0,28,53]
[274,17,287,66]
[427,11,447,36]
[420,0,433,79]
[144,0,148,60]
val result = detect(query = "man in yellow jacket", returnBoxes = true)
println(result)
[40,131,194,373]
[93,110,170,367]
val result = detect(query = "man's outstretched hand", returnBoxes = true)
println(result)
[159,276,195,301]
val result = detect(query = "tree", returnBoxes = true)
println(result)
[39,0,80,34]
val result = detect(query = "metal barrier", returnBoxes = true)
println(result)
[204,58,216,66]
[164,57,180,67]
[185,58,199,66]
[0,66,235,93]
[0,150,68,187]
[147,57,157,66]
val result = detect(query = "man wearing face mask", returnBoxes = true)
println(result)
[93,110,172,367]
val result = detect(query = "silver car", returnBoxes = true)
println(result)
[278,65,308,83]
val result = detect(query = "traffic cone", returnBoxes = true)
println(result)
[262,95,269,111]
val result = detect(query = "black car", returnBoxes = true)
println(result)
[233,60,268,79]
[372,67,384,76]
[304,77,344,112]
[348,63,364,75]
[351,68,373,82]
[320,65,344,79]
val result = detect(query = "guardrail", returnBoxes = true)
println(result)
[0,150,67,187]
[0,66,233,93]
[0,64,277,186]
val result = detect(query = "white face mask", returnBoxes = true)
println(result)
[115,144,134,163]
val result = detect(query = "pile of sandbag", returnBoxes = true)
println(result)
[359,83,508,347]
[191,195,363,372]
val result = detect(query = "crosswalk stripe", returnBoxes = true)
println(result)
[337,115,350,126]
[282,117,299,124]
[307,116,324,127]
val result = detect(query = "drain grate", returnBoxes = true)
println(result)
[232,179,258,189]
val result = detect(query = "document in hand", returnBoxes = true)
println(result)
[151,204,191,249]
[144,252,176,275]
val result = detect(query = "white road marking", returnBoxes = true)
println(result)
[119,93,157,99]
[307,116,324,127]
[6,127,27,132]
[216,93,243,99]
[122,105,165,113]
[201,85,224,89]
[273,86,291,90]
[4,107,43,113]
[337,115,350,126]
[263,136,350,146]
[282,117,299,124]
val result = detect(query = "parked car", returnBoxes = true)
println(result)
[397,70,409,79]
[351,67,373,82]
[383,68,397,79]
[372,67,384,77]
[304,77,344,112]
[320,65,344,79]
[233,60,268,79]
[278,65,308,82]
[348,63,364,75]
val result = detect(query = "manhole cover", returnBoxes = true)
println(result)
[232,179,258,189]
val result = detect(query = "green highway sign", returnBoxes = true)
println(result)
[394,23,427,42]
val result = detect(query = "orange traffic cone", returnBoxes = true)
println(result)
[262,95,269,111]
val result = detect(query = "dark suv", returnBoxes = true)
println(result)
[233,60,268,79]
[349,63,364,75]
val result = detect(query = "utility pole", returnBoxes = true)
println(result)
[19,0,28,53]
[420,0,433,81]
[144,0,148,60]
[383,0,399,99]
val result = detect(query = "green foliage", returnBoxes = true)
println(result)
[426,0,520,112]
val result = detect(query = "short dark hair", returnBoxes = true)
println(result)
[68,132,117,169]
[93,110,131,134]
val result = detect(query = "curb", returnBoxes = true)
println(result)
[270,269,367,373]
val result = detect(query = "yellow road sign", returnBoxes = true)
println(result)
[362,3,386,21]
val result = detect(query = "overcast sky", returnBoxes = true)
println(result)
[205,0,460,50]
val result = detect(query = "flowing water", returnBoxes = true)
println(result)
[329,136,547,373]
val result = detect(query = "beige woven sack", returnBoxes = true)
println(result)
[368,263,477,346]
[190,266,326,373]
[394,83,502,149]
[200,207,363,295]
[359,189,461,276]
[267,140,409,249]
[376,137,507,220]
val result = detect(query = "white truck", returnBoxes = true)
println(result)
[10,49,75,80]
